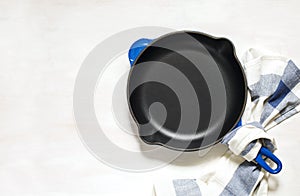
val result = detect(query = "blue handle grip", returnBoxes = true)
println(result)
[255,146,282,174]
[233,120,282,174]
[128,38,153,66]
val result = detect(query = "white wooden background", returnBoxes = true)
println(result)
[0,0,299,195]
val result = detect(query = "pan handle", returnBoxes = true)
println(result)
[128,38,153,66]
[235,120,282,174]
[255,146,282,174]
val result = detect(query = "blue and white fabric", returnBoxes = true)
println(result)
[154,48,300,196]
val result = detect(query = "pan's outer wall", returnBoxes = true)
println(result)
[127,31,247,151]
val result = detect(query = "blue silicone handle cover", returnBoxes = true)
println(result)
[235,122,282,174]
[128,38,153,66]
[255,146,282,174]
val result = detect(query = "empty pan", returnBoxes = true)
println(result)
[127,31,282,174]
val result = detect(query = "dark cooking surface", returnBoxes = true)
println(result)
[127,31,247,151]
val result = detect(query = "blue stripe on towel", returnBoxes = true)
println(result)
[173,179,201,196]
[219,161,261,196]
[268,81,290,108]
[281,60,300,90]
[240,140,257,156]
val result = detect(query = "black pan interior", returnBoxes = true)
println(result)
[127,31,247,151]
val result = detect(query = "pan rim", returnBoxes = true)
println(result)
[126,30,248,152]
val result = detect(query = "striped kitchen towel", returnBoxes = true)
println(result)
[154,48,300,196]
